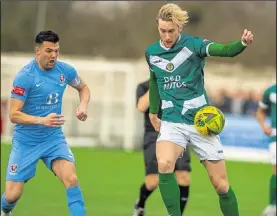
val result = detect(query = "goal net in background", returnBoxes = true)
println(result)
[1,54,142,150]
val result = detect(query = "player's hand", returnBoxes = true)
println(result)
[149,113,161,132]
[241,29,253,45]
[41,113,65,127]
[263,124,272,136]
[76,103,88,121]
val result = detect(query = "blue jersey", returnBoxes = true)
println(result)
[11,59,79,145]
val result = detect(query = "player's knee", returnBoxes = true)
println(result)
[4,181,24,203]
[176,171,190,186]
[62,173,79,188]
[145,175,159,190]
[213,177,229,194]
[4,188,22,203]
[157,158,175,173]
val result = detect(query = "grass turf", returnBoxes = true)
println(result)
[1,143,271,216]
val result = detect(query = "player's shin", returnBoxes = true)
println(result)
[159,173,181,216]
[1,194,17,214]
[66,186,86,216]
[137,183,154,208]
[179,185,189,214]
[218,186,239,216]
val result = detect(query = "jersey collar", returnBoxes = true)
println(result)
[159,34,181,51]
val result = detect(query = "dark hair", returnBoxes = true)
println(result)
[35,30,59,44]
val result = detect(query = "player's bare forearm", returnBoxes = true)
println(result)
[9,110,43,125]
[149,71,160,114]
[78,85,90,106]
[75,82,90,121]
[9,98,43,125]
[137,91,150,113]
[10,98,65,127]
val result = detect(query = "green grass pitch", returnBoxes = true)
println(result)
[1,143,271,216]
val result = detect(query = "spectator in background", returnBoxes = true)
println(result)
[230,89,246,115]
[243,90,260,116]
[211,88,232,113]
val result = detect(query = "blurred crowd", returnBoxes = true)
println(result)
[208,88,262,116]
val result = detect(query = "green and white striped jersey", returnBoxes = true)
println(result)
[146,33,213,125]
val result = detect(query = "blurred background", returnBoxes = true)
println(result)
[1,1,276,216]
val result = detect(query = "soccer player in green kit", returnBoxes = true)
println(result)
[146,3,253,216]
[256,84,276,216]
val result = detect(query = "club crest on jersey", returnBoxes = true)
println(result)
[10,164,18,173]
[60,74,65,83]
[166,63,174,71]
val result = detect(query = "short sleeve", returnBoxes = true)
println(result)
[66,65,81,87]
[11,72,32,102]
[259,87,271,109]
[193,37,214,58]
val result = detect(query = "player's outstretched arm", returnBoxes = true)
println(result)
[70,78,90,121]
[208,29,253,57]
[9,98,65,127]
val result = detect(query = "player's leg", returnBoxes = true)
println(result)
[134,174,158,216]
[134,133,158,216]
[52,160,86,216]
[1,181,24,216]
[175,148,192,215]
[42,141,86,216]
[1,142,39,215]
[202,160,239,216]
[262,142,276,216]
[188,125,239,216]
[156,121,187,216]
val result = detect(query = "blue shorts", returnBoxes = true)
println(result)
[6,138,75,182]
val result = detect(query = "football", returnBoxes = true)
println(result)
[194,105,225,136]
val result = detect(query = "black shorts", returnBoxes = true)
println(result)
[143,131,192,175]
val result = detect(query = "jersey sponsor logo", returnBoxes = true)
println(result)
[36,92,61,109]
[46,92,59,105]
[11,86,25,96]
[163,75,187,90]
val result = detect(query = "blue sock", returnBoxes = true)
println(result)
[66,186,86,216]
[1,194,17,213]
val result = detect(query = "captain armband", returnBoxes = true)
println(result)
[69,75,81,88]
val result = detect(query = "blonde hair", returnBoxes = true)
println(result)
[156,3,189,27]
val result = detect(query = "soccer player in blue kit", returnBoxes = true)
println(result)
[1,30,90,216]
